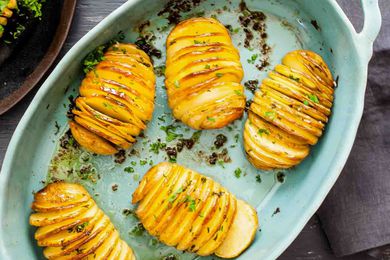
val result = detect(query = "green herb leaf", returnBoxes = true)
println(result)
[160,125,183,142]
[303,100,309,106]
[216,72,224,78]
[264,111,276,119]
[205,64,211,69]
[247,54,258,64]
[234,90,244,96]
[207,117,216,122]
[308,94,319,103]
[258,128,270,136]
[234,168,242,178]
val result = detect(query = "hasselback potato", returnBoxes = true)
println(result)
[165,17,246,129]
[30,182,136,260]
[132,162,258,258]
[69,43,155,155]
[0,0,17,38]
[244,50,335,170]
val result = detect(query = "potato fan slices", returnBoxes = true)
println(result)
[132,162,259,258]
[69,43,155,155]
[165,17,246,129]
[30,182,136,260]
[244,50,335,170]
[0,0,17,38]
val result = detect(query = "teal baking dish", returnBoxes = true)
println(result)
[0,0,381,259]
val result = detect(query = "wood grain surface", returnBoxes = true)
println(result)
[0,1,376,259]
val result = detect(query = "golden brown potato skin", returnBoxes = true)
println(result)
[244,50,335,170]
[132,162,258,258]
[165,17,246,130]
[70,43,155,155]
[30,182,136,260]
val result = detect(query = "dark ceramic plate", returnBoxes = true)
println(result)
[0,0,76,115]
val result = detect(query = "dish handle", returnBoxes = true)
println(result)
[354,0,382,61]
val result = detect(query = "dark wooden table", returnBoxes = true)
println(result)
[0,1,377,259]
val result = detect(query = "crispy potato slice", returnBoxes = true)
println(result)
[189,187,229,253]
[135,166,174,218]
[37,210,103,247]
[132,162,172,204]
[149,171,200,236]
[139,166,185,226]
[157,174,206,245]
[106,239,122,259]
[74,115,132,150]
[215,200,258,258]
[176,181,217,251]
[32,183,90,212]
[43,215,110,259]
[84,229,119,260]
[197,193,237,256]
[34,204,98,240]
[282,50,334,88]
[142,168,192,233]
[56,223,115,259]
[30,199,94,227]
[69,121,117,155]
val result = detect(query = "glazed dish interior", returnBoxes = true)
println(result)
[0,0,365,259]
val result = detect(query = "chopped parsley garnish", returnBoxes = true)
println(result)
[205,64,211,69]
[303,100,309,106]
[234,168,242,178]
[289,75,300,82]
[256,175,262,183]
[124,166,134,173]
[247,54,258,64]
[131,161,137,166]
[194,39,202,44]
[12,24,26,40]
[160,125,183,142]
[140,160,147,166]
[234,134,240,143]
[308,94,319,103]
[129,222,145,236]
[258,128,270,136]
[216,72,224,78]
[149,140,166,154]
[234,90,244,96]
[82,31,125,73]
[168,187,184,203]
[264,111,276,119]
[207,117,216,122]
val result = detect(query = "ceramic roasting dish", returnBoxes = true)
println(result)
[0,0,381,259]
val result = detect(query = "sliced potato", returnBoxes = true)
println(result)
[165,17,245,129]
[157,174,205,245]
[37,210,103,247]
[69,121,117,155]
[32,183,90,212]
[31,183,136,260]
[244,50,335,170]
[215,200,258,258]
[69,43,155,155]
[132,163,258,258]
[30,199,94,227]
[197,194,237,256]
